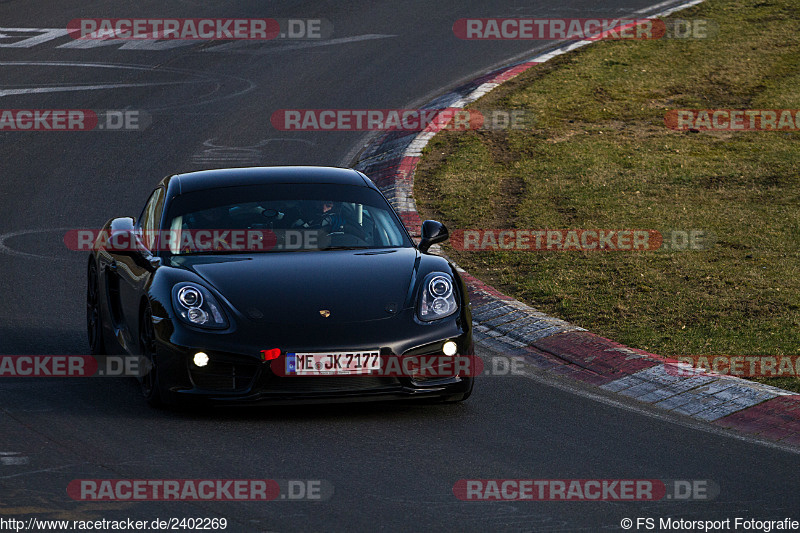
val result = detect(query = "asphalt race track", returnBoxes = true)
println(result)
[1,1,798,531]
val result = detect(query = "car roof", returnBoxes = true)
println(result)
[166,166,374,195]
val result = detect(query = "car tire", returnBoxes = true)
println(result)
[87,260,106,356]
[139,303,163,408]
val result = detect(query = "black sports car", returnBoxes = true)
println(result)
[86,166,474,406]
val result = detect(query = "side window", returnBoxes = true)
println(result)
[138,188,165,250]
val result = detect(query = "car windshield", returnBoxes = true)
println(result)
[161,183,412,255]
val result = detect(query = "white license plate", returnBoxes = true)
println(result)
[286,351,381,375]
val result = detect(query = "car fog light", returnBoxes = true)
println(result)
[443,341,458,356]
[193,352,209,367]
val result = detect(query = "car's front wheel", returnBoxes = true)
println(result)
[139,303,163,408]
[86,260,105,356]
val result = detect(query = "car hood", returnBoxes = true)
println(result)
[185,248,419,325]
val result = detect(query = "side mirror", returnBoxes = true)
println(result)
[104,218,137,254]
[418,220,449,253]
[105,218,160,271]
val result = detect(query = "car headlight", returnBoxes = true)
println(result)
[418,273,458,321]
[172,283,228,329]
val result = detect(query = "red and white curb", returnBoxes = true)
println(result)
[353,0,800,447]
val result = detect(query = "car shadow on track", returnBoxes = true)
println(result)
[1,373,474,423]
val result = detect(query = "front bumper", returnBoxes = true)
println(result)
[151,309,474,405]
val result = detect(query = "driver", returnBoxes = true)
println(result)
[298,200,345,232]
[318,200,345,232]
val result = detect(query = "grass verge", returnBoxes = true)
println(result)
[414,0,800,391]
